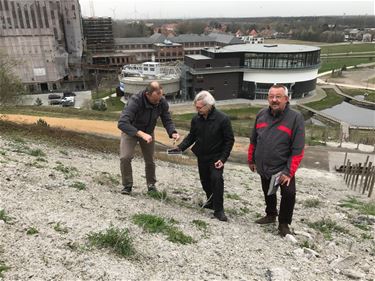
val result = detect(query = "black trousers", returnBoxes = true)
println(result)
[260,176,296,224]
[198,159,224,212]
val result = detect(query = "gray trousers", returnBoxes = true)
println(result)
[120,132,156,187]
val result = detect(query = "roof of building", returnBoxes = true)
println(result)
[115,33,166,45]
[170,34,216,43]
[186,54,212,60]
[208,32,244,44]
[206,44,320,54]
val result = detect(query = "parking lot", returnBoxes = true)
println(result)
[20,91,92,108]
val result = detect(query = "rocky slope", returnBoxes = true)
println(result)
[0,135,374,281]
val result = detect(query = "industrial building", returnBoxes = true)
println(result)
[182,44,321,100]
[0,0,84,93]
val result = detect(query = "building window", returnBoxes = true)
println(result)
[224,81,228,86]
[206,64,211,68]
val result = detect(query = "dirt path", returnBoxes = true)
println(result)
[1,114,249,154]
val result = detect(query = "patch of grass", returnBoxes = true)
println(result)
[36,157,48,162]
[69,181,86,191]
[59,150,69,156]
[0,209,11,223]
[132,214,194,245]
[339,197,375,216]
[307,218,348,240]
[0,150,6,156]
[0,262,10,278]
[225,193,241,200]
[303,198,322,208]
[53,162,79,179]
[147,190,168,201]
[28,148,46,157]
[305,88,344,110]
[300,240,317,250]
[239,207,251,214]
[95,172,120,187]
[26,227,39,235]
[87,226,135,257]
[192,219,208,231]
[361,233,373,240]
[54,222,69,234]
[25,161,45,168]
[319,57,375,73]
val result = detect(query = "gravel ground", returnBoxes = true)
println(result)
[0,135,374,281]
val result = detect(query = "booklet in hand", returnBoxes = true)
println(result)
[267,171,282,196]
[167,148,182,155]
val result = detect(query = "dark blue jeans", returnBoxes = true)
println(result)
[261,176,296,224]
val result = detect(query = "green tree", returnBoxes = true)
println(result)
[0,52,23,105]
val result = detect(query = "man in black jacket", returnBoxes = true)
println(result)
[174,91,234,221]
[248,84,305,236]
[118,81,180,194]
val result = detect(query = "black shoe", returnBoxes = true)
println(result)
[147,184,158,193]
[255,215,277,224]
[202,200,214,210]
[121,185,132,195]
[278,223,292,237]
[214,211,228,222]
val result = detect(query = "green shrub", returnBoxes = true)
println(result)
[87,226,135,257]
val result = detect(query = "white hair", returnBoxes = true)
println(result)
[194,90,216,106]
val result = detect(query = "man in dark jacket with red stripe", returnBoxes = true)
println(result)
[248,84,305,236]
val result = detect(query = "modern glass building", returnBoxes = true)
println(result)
[183,44,321,100]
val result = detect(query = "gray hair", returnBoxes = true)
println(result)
[269,84,289,97]
[194,90,216,106]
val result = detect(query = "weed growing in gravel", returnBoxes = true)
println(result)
[69,181,86,191]
[303,198,321,208]
[87,226,135,257]
[307,218,348,240]
[0,262,10,278]
[0,150,5,156]
[26,227,39,235]
[300,240,317,250]
[0,209,11,223]
[36,157,48,162]
[361,233,373,240]
[132,213,194,244]
[192,219,208,231]
[26,161,45,169]
[28,148,46,157]
[54,222,69,234]
[53,162,79,179]
[340,197,375,216]
[95,172,120,187]
[59,150,68,156]
[225,193,242,200]
[147,190,168,201]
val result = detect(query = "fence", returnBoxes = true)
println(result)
[339,153,375,197]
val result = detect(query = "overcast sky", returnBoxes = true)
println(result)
[78,0,375,19]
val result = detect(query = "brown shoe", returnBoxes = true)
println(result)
[278,223,292,237]
[255,215,276,224]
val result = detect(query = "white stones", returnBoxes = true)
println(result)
[341,269,366,280]
[285,234,298,244]
[294,230,314,241]
[267,267,292,281]
[303,248,320,258]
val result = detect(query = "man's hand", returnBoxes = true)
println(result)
[214,160,224,169]
[248,163,256,172]
[280,174,291,186]
[137,131,153,143]
[171,133,180,143]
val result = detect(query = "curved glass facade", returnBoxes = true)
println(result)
[243,51,320,70]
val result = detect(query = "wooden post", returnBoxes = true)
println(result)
[350,164,358,189]
[354,163,361,190]
[361,156,370,193]
[368,167,375,197]
[363,162,373,191]
[343,152,348,168]
[344,160,351,183]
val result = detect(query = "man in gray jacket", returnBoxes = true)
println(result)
[118,81,180,194]
[248,84,305,236]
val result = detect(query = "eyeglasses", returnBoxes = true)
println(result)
[195,104,208,110]
[268,95,285,100]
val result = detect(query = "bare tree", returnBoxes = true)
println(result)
[0,52,23,106]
